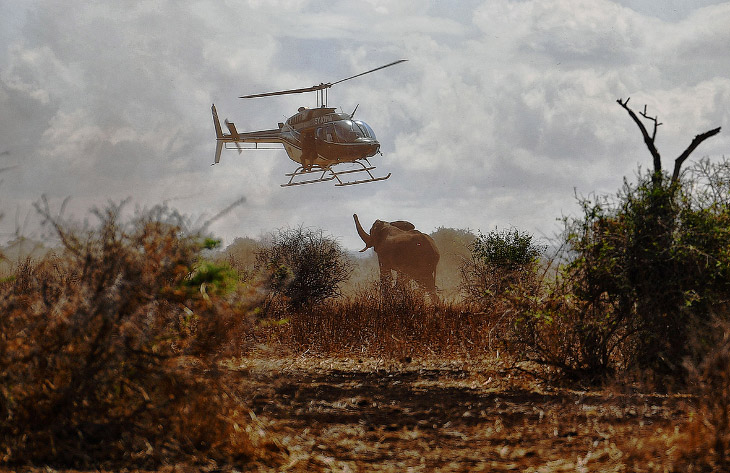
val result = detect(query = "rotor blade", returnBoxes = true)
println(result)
[238,59,407,99]
[239,83,330,99]
[330,59,407,86]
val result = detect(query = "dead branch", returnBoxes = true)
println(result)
[618,98,721,183]
[639,104,662,141]
[617,98,662,174]
[672,127,722,182]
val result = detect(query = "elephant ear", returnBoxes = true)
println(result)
[389,220,415,232]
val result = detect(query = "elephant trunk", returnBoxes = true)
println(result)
[353,214,371,252]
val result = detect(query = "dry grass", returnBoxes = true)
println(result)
[669,319,730,471]
[258,281,494,360]
[0,203,268,470]
[238,282,727,471]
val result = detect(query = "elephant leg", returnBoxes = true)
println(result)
[427,272,439,300]
[397,270,420,291]
[414,270,438,300]
[394,270,404,287]
[379,263,393,288]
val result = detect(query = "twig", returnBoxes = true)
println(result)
[617,98,662,174]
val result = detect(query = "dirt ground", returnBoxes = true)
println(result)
[2,354,697,473]
[234,355,694,472]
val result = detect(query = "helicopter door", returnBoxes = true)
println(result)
[320,124,337,143]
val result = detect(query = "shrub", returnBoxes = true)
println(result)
[565,167,730,379]
[256,226,352,311]
[471,227,544,269]
[220,236,261,283]
[460,227,545,311]
[505,263,625,383]
[511,161,730,384]
[0,201,258,468]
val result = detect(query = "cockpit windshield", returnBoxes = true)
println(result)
[354,120,376,140]
[317,120,378,143]
[334,120,361,142]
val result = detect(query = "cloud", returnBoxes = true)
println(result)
[1,0,729,252]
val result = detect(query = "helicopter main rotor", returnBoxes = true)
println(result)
[239,59,407,106]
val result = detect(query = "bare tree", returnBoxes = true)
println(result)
[617,97,721,183]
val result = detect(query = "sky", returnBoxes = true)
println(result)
[1,0,729,252]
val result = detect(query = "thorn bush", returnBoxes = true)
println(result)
[256,226,352,311]
[0,201,259,469]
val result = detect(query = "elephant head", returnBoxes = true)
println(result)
[353,214,440,294]
[354,215,414,252]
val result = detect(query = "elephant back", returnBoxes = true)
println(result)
[389,220,415,232]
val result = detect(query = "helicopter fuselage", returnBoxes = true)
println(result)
[279,107,380,167]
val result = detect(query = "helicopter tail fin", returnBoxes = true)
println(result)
[212,104,223,139]
[212,104,226,164]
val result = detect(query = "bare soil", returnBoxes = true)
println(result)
[3,355,696,473]
[235,355,693,472]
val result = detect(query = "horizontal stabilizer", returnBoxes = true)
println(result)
[225,120,239,140]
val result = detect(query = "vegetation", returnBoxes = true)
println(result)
[475,100,729,387]
[460,227,545,309]
[255,226,352,312]
[264,280,488,358]
[220,235,260,283]
[0,201,261,469]
[429,226,476,299]
[559,166,730,381]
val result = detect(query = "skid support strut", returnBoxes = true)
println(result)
[280,160,390,187]
[281,167,336,187]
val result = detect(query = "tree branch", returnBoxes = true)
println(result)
[671,127,722,182]
[617,98,663,174]
[639,104,662,141]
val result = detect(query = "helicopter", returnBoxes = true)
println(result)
[211,59,406,187]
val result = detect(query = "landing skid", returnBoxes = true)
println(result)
[281,160,391,187]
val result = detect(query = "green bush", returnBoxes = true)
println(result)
[460,227,545,310]
[555,160,730,381]
[471,228,544,269]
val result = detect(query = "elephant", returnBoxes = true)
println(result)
[353,214,440,294]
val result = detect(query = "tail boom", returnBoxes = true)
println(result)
[211,104,283,164]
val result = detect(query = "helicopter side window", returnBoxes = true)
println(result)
[316,127,326,141]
